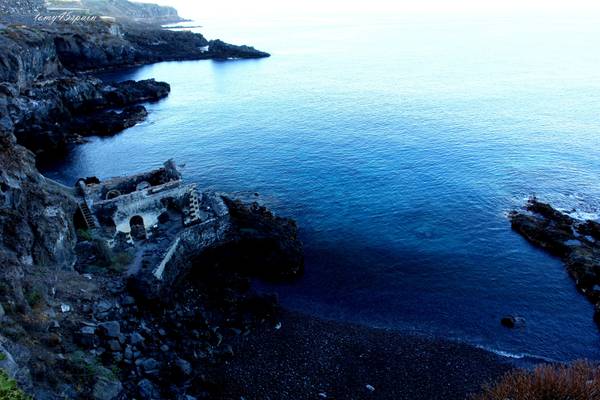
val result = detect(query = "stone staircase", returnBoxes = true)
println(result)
[79,202,97,229]
[183,187,202,227]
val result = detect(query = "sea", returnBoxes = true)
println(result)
[40,6,600,361]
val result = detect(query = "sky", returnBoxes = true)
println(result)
[135,0,600,21]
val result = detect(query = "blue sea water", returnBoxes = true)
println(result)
[41,10,600,361]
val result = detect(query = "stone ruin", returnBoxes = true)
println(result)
[73,159,303,301]
[74,160,230,285]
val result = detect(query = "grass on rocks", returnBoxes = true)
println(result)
[0,369,30,400]
[474,360,600,400]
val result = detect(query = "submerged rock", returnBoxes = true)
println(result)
[500,315,525,329]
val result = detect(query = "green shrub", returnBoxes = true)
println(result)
[474,360,600,400]
[0,369,30,400]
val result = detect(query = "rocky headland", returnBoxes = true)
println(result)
[0,14,268,158]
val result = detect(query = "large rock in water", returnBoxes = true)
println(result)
[509,198,600,325]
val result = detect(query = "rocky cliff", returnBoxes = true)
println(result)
[0,120,77,310]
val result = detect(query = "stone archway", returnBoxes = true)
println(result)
[130,215,146,240]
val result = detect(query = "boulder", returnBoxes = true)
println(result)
[138,378,160,400]
[500,316,516,329]
[175,358,192,377]
[130,332,145,346]
[139,358,160,376]
[93,369,123,400]
[99,321,121,338]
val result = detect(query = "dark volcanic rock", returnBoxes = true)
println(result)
[510,197,600,325]
[0,22,267,156]
[102,79,171,106]
[500,315,525,329]
[0,123,77,309]
[5,76,170,154]
[223,197,303,280]
[128,195,303,304]
[71,105,148,137]
[0,26,64,88]
[51,23,268,72]
[208,39,271,59]
[99,321,121,338]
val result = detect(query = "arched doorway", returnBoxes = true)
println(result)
[130,215,146,240]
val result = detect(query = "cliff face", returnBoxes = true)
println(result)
[0,27,64,88]
[0,118,77,310]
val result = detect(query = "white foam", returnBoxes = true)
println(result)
[475,345,556,363]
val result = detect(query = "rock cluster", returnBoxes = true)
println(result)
[70,271,282,399]
[509,198,600,324]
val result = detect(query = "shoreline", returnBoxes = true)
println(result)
[212,308,518,400]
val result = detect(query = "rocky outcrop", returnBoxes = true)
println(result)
[3,76,170,155]
[0,25,173,155]
[71,105,148,137]
[208,39,271,59]
[129,195,303,303]
[1,22,267,156]
[509,198,600,324]
[0,26,65,89]
[53,25,271,72]
[0,121,77,309]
